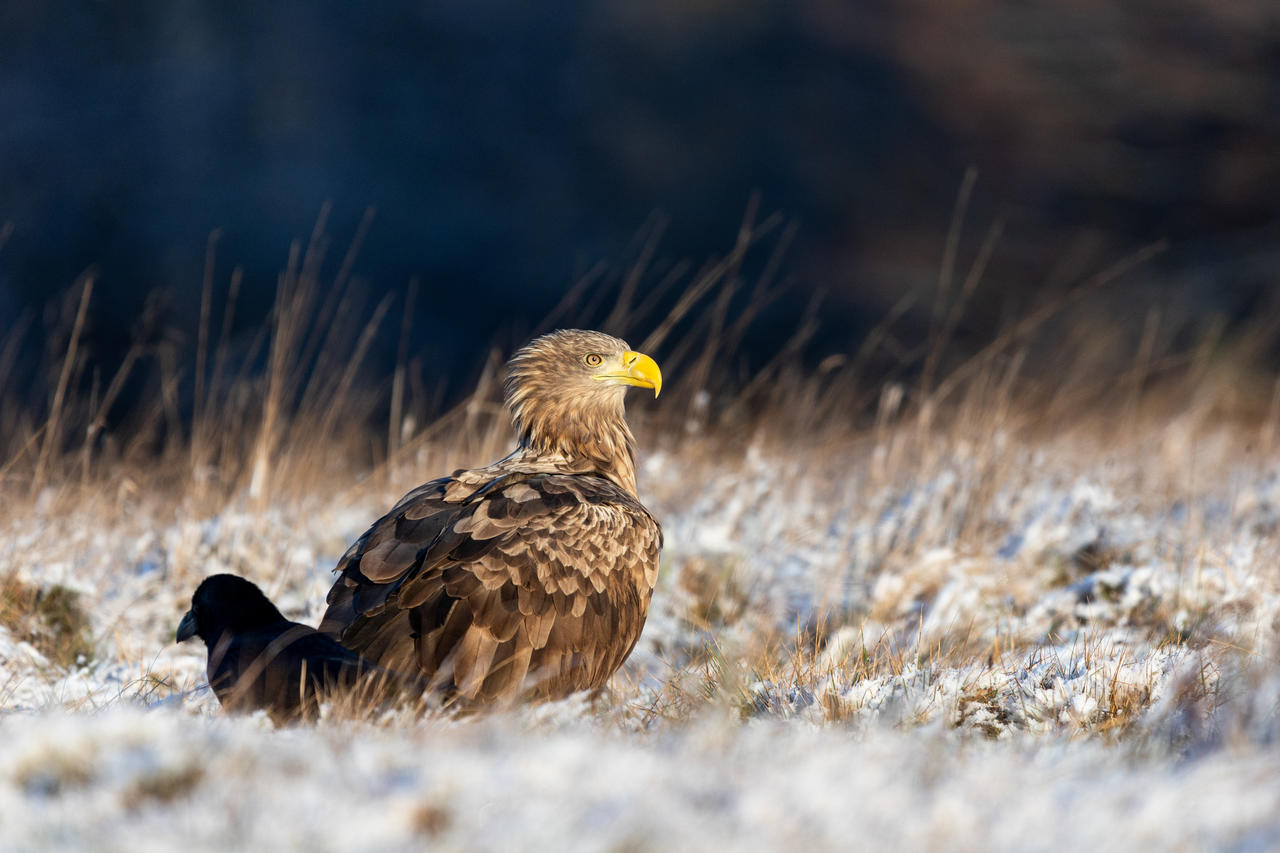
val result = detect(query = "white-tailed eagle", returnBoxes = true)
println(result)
[320,329,663,707]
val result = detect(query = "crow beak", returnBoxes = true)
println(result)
[176,609,199,643]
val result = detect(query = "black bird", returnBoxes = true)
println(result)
[176,573,400,722]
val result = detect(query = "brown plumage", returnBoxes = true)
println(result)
[320,329,663,707]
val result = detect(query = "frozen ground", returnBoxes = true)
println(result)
[4,710,1279,852]
[2,422,1279,850]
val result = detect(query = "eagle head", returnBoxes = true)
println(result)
[504,329,661,490]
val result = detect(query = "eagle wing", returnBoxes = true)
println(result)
[320,471,662,705]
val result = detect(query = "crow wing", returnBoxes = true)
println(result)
[205,621,385,722]
[321,470,662,705]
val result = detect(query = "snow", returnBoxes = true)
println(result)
[2,425,1279,849]
[1,710,1277,851]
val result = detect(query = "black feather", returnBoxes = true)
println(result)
[176,573,410,723]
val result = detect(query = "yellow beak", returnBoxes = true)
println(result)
[595,351,662,397]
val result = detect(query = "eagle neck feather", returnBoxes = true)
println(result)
[511,401,638,496]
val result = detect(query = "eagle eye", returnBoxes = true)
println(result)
[583,353,604,367]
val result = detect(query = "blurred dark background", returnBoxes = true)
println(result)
[2,0,1279,421]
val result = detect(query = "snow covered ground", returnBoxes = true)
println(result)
[2,420,1279,850]
[4,710,1278,852]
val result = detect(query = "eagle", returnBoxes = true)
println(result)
[319,329,663,708]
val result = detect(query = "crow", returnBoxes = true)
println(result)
[176,573,407,723]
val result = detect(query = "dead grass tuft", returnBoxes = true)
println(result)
[0,574,94,668]
[410,799,454,838]
[122,763,205,809]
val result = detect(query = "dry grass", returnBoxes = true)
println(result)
[0,573,95,669]
[1,204,1278,760]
